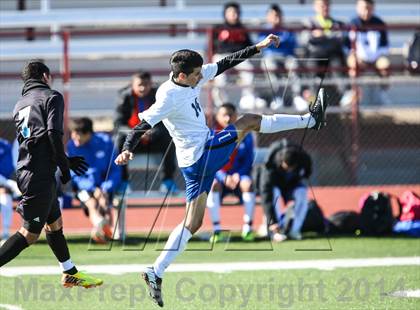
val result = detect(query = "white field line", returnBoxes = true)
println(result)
[0,304,24,310]
[1,256,419,277]
[388,290,420,298]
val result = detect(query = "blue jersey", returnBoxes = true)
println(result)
[67,133,121,193]
[258,25,297,57]
[215,133,254,183]
[0,138,14,179]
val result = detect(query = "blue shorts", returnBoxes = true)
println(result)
[181,124,238,202]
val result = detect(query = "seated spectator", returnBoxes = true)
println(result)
[114,71,177,192]
[346,0,391,105]
[67,118,122,244]
[259,139,312,241]
[212,2,256,108]
[257,4,299,108]
[304,0,346,75]
[206,103,255,242]
[0,138,20,246]
[303,0,347,106]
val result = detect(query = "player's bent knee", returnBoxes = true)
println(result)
[18,227,40,245]
[185,218,203,234]
[235,114,261,131]
[240,180,253,192]
[44,217,63,232]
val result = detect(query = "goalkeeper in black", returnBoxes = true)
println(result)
[0,60,103,288]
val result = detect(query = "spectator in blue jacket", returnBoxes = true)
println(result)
[0,138,20,245]
[257,4,299,108]
[67,117,122,243]
[206,103,256,242]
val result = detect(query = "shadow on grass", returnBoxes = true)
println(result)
[32,232,418,248]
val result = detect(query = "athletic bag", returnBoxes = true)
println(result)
[399,191,420,222]
[327,211,361,234]
[359,191,394,235]
[301,200,326,233]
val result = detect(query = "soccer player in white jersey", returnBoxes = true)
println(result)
[115,33,328,307]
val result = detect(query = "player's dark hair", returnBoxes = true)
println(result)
[224,2,241,15]
[21,60,50,82]
[170,49,203,77]
[269,4,282,15]
[132,70,151,81]
[219,102,237,114]
[70,117,93,134]
[358,0,374,4]
[276,147,300,169]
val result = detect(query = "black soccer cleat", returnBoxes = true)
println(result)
[142,267,164,307]
[309,88,328,130]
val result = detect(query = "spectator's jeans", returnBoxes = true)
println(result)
[347,54,390,80]
[271,186,309,235]
[115,122,176,182]
[212,53,254,106]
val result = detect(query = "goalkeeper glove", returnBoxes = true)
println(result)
[68,156,89,176]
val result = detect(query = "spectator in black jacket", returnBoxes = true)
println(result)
[113,71,177,192]
[212,2,256,108]
[259,139,312,241]
[304,0,346,76]
[345,0,391,105]
[303,0,347,106]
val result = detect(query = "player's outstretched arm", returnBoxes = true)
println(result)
[114,120,152,165]
[215,33,280,77]
[255,33,280,52]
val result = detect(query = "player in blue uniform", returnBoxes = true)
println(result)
[0,138,19,245]
[206,103,256,242]
[67,117,122,243]
[115,34,328,307]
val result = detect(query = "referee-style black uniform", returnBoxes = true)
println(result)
[12,78,68,234]
[1,62,98,284]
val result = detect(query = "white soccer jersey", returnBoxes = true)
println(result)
[139,63,218,167]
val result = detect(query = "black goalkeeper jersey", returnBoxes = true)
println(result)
[13,79,65,177]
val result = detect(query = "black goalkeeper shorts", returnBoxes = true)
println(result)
[16,170,62,234]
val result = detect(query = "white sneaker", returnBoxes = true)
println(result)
[340,90,355,107]
[239,94,267,110]
[272,232,287,243]
[257,223,268,238]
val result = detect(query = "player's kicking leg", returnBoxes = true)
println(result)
[234,87,328,142]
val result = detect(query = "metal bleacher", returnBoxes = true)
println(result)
[0,3,418,62]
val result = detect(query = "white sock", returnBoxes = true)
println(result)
[153,224,192,278]
[59,258,75,272]
[93,215,103,228]
[242,192,255,233]
[260,113,315,133]
[207,191,221,232]
[0,194,13,239]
